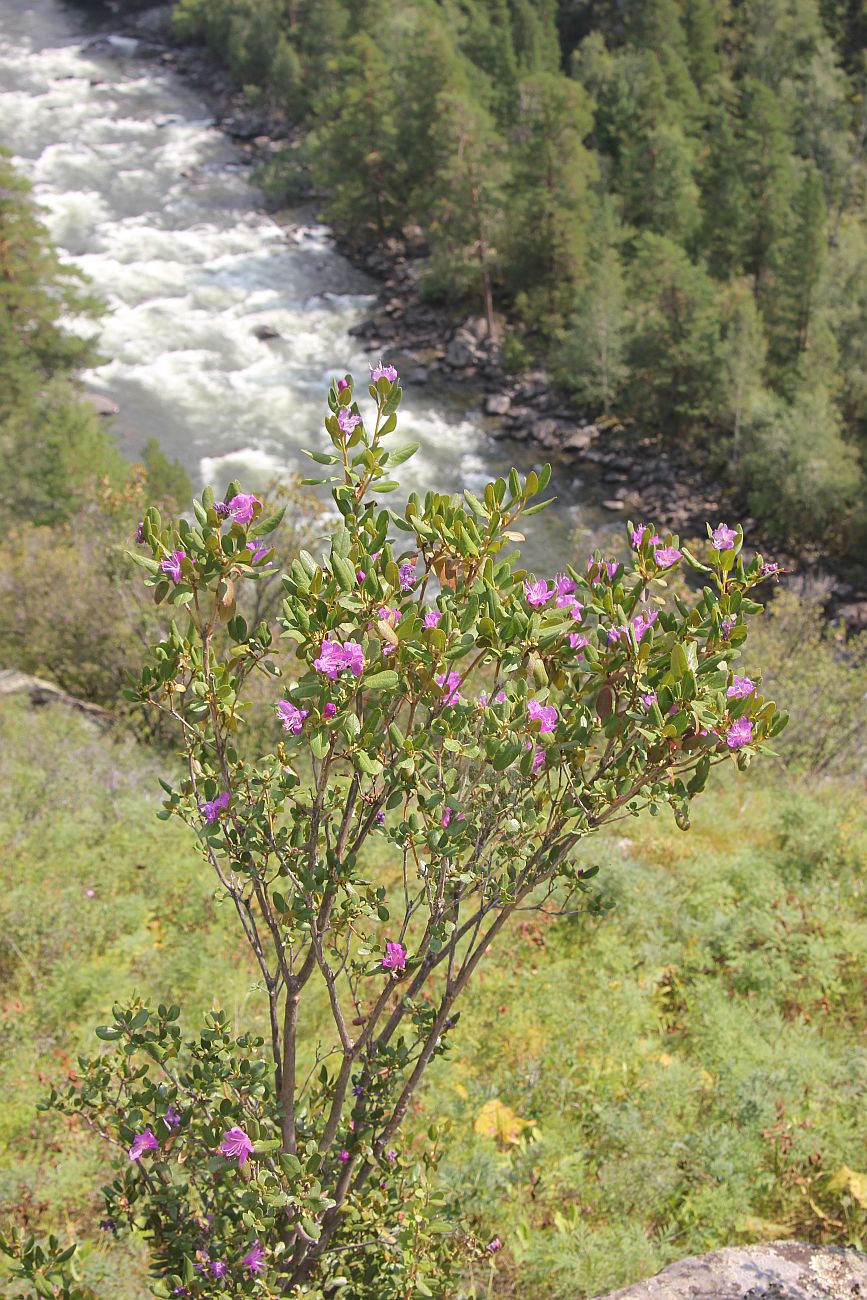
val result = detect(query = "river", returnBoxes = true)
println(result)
[0,0,615,568]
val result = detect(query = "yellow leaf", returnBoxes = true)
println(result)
[452,1082,468,1100]
[828,1166,867,1208]
[474,1098,533,1146]
[736,1214,790,1240]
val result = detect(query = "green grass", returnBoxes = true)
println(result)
[2,697,867,1298]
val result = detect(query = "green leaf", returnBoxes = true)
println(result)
[385,442,419,467]
[302,448,340,465]
[363,670,399,690]
[251,508,286,537]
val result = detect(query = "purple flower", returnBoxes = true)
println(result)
[560,596,584,617]
[527,700,558,733]
[98,1218,116,1233]
[631,525,647,548]
[720,617,735,639]
[227,494,261,526]
[529,744,545,773]
[554,573,576,600]
[641,691,657,707]
[164,1105,182,1130]
[337,407,362,435]
[160,550,186,584]
[727,674,755,699]
[726,716,753,749]
[338,1149,351,1164]
[353,1083,364,1096]
[247,538,272,565]
[85,889,95,898]
[524,578,554,607]
[370,361,398,383]
[711,523,737,551]
[569,633,588,652]
[385,1150,397,1163]
[435,671,462,705]
[357,569,366,584]
[382,942,407,972]
[323,701,337,720]
[214,500,231,520]
[337,377,350,392]
[210,1259,228,1279]
[632,610,658,642]
[607,626,623,645]
[488,1237,503,1254]
[762,561,781,578]
[129,1128,159,1162]
[219,1126,254,1166]
[441,807,452,828]
[173,1290,191,1297]
[654,546,682,568]
[398,562,416,591]
[314,639,365,680]
[200,790,230,823]
[424,610,442,629]
[378,605,401,626]
[375,810,385,826]
[495,689,507,702]
[277,700,309,734]
[242,1242,266,1276]
[135,521,145,544]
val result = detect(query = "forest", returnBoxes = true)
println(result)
[167,0,867,565]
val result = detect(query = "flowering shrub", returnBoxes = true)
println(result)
[1,371,785,1297]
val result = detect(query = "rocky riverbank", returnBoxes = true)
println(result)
[94,1,867,623]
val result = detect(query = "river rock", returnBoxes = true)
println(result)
[84,391,120,417]
[593,1241,867,1300]
[252,324,282,341]
[221,111,265,141]
[485,393,512,417]
[444,336,478,369]
[602,499,626,511]
[531,418,561,449]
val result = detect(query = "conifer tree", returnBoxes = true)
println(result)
[425,92,510,338]
[556,201,628,413]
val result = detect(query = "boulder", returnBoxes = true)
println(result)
[252,324,282,341]
[593,1242,867,1300]
[0,670,111,728]
[84,391,120,417]
[484,393,512,417]
[221,112,265,141]
[531,418,561,449]
[444,336,478,369]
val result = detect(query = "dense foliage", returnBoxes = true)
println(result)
[169,0,867,561]
[1,366,784,1296]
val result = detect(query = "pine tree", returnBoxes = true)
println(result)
[717,281,768,460]
[625,232,724,435]
[699,100,750,278]
[505,73,597,332]
[425,92,510,338]
[556,201,628,413]
[765,159,827,379]
[739,77,797,296]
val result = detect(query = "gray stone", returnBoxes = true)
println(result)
[0,669,111,728]
[593,1242,867,1300]
[531,417,561,448]
[484,393,512,417]
[252,324,282,341]
[84,390,120,417]
[444,336,477,368]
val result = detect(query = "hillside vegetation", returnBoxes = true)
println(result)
[170,0,867,565]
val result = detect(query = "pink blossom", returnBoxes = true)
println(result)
[435,671,462,705]
[377,605,401,626]
[200,790,230,823]
[277,700,308,733]
[85,888,95,897]
[641,691,657,707]
[631,525,648,548]
[337,408,361,435]
[488,1237,503,1254]
[129,1129,159,1161]
[160,550,186,584]
[569,633,588,652]
[726,716,753,749]
[424,610,442,629]
[398,562,416,591]
[524,578,555,607]
[529,743,545,773]
[323,702,337,719]
[654,546,682,568]
[219,1127,254,1166]
[357,570,366,583]
[337,377,350,392]
[711,523,737,551]
[338,1150,351,1164]
[442,807,452,828]
[382,942,407,971]
[370,361,398,383]
[632,610,658,642]
[555,573,576,600]
[727,675,755,699]
[242,1243,266,1276]
[227,494,261,526]
[314,639,365,680]
[527,700,558,733]
[210,1261,228,1279]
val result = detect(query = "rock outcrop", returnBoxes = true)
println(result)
[594,1242,867,1300]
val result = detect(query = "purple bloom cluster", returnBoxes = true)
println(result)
[436,671,462,705]
[382,941,408,971]
[726,716,753,749]
[129,1128,159,1161]
[277,700,309,733]
[219,1126,254,1166]
[370,361,398,383]
[524,578,554,607]
[160,550,186,584]
[654,546,682,568]
[727,674,755,699]
[711,522,737,551]
[398,562,416,591]
[424,609,442,629]
[314,639,365,679]
[337,407,362,435]
[200,790,230,823]
[226,493,261,526]
[527,700,558,733]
